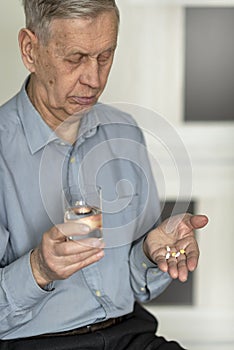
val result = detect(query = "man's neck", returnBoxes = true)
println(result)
[26,77,81,144]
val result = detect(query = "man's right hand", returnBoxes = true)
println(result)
[30,223,105,288]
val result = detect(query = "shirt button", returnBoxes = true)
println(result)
[70,157,75,163]
[142,262,147,269]
[95,290,101,297]
[60,142,66,146]
[140,287,146,292]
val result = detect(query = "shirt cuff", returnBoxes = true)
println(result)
[131,238,172,301]
[2,251,54,310]
[133,238,158,272]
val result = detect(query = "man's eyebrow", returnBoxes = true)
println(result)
[65,51,87,57]
[66,45,117,58]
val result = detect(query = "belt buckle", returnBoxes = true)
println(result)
[86,325,92,333]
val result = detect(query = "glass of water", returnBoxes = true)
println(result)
[62,184,103,241]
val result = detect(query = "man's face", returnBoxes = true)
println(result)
[29,11,118,123]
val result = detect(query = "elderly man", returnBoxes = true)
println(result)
[0,1,208,349]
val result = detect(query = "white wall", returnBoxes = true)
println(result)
[0,1,27,105]
[1,1,234,349]
[102,0,184,125]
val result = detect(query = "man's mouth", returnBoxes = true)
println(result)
[70,96,97,106]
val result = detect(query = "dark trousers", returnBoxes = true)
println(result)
[0,303,187,350]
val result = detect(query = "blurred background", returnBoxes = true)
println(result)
[1,0,234,349]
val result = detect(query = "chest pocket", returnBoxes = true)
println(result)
[102,193,146,247]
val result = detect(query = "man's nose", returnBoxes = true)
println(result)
[79,58,101,89]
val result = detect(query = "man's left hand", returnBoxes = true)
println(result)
[143,214,208,282]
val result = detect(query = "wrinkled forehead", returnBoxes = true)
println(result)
[48,10,118,39]
[47,12,118,54]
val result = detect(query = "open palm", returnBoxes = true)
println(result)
[143,214,208,282]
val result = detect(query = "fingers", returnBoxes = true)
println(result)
[144,212,208,283]
[154,248,169,274]
[185,244,199,272]
[31,224,105,287]
[59,245,105,277]
[33,239,105,286]
[44,226,105,266]
[49,246,105,279]
[176,255,188,282]
[56,249,105,278]
[167,250,190,282]
[156,247,187,282]
[55,237,105,257]
[54,222,91,240]
[155,240,199,282]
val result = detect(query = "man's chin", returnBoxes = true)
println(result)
[62,105,94,124]
[71,101,97,116]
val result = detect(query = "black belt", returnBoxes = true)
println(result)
[39,316,126,338]
[11,313,133,341]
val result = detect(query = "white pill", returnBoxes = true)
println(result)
[166,252,171,260]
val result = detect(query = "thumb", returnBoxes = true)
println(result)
[190,215,209,230]
[56,222,91,238]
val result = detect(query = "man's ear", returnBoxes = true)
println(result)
[18,28,38,72]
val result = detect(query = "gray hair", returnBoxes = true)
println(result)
[22,0,120,43]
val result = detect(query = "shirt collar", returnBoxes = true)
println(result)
[16,77,102,154]
[16,77,57,154]
[78,104,101,140]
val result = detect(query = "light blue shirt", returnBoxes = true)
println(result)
[0,79,171,340]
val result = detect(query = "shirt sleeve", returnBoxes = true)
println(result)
[129,237,171,302]
[0,228,54,336]
[0,148,55,336]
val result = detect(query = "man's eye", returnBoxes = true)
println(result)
[98,52,112,65]
[66,56,83,65]
[67,59,81,65]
